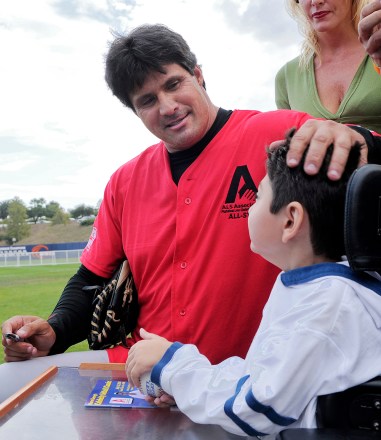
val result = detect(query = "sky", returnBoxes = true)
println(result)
[0,0,302,211]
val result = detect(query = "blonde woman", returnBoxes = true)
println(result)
[276,0,381,133]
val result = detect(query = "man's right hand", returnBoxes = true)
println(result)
[1,316,56,362]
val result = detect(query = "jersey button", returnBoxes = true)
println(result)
[185,198,191,205]
[179,309,186,316]
[180,261,187,269]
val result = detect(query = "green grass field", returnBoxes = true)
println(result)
[0,264,89,364]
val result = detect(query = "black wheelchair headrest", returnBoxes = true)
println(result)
[344,164,381,273]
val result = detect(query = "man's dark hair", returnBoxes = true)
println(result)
[105,24,200,110]
[266,130,361,261]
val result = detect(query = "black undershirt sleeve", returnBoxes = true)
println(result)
[47,265,107,354]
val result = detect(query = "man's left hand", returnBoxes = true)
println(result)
[281,119,367,180]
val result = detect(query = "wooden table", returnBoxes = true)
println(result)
[0,364,246,439]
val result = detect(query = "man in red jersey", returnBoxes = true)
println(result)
[2,24,380,403]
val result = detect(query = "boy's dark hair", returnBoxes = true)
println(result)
[105,24,201,111]
[266,130,361,261]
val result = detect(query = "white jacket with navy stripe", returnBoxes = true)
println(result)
[150,261,381,437]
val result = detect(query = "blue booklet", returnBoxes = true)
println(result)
[85,379,157,409]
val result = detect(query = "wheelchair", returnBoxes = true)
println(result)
[277,164,381,440]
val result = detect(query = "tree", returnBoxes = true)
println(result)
[95,199,102,213]
[51,207,70,225]
[69,204,96,219]
[0,200,11,220]
[27,198,47,224]
[45,201,63,219]
[5,197,30,244]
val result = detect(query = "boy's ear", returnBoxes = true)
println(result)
[281,202,305,243]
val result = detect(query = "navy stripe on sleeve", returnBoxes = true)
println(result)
[245,389,296,426]
[151,341,184,386]
[224,375,268,437]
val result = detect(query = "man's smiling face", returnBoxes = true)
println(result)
[130,63,217,152]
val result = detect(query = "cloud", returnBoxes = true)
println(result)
[215,0,300,46]
[0,0,303,210]
[51,0,137,28]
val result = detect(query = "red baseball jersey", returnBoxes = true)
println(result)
[81,109,313,363]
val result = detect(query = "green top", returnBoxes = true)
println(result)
[275,55,381,134]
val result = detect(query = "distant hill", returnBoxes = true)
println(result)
[1,222,93,246]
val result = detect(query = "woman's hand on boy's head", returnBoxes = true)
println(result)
[125,328,172,388]
[284,119,367,180]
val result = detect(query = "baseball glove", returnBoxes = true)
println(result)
[84,260,139,350]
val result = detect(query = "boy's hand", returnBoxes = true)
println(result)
[145,393,176,408]
[126,328,172,388]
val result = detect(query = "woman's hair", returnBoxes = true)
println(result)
[285,0,371,68]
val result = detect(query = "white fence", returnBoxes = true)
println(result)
[0,249,84,268]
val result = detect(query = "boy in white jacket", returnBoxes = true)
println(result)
[126,133,381,437]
